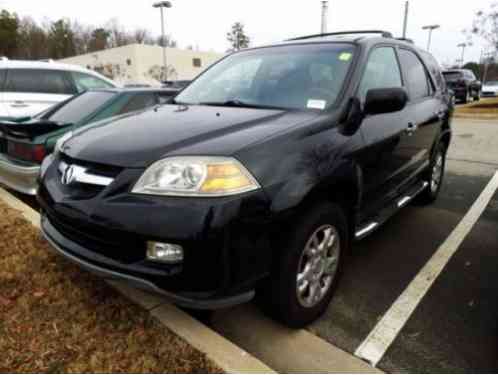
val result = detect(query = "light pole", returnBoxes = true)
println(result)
[402,1,409,39]
[153,1,172,82]
[422,24,440,51]
[457,42,472,67]
[321,1,329,35]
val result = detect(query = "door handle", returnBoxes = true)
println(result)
[11,101,29,108]
[405,122,418,136]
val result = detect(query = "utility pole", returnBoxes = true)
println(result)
[321,1,329,34]
[422,25,440,51]
[402,1,409,39]
[457,42,471,68]
[153,1,172,82]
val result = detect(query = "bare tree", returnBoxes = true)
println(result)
[471,2,498,54]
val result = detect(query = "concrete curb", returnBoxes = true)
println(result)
[0,187,274,374]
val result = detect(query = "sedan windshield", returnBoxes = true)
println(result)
[176,44,356,111]
[485,81,498,87]
[41,91,115,125]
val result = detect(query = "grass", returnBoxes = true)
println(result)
[0,200,223,373]
[455,97,498,118]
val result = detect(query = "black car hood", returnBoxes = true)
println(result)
[63,104,319,168]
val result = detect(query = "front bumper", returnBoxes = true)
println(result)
[0,154,40,195]
[41,213,255,309]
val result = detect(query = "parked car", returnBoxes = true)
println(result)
[0,88,177,195]
[0,59,118,118]
[481,80,498,97]
[38,30,452,327]
[442,69,481,103]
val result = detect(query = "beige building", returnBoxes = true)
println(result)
[60,44,223,86]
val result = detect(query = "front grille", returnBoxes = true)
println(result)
[58,153,124,199]
[45,208,145,264]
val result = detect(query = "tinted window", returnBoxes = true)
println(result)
[0,69,5,91]
[399,49,430,100]
[5,69,73,94]
[443,72,463,82]
[45,91,115,124]
[71,71,115,93]
[465,70,476,80]
[422,52,445,91]
[157,91,176,104]
[117,93,157,114]
[88,93,157,123]
[177,44,356,111]
[358,47,403,100]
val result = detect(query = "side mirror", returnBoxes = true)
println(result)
[364,87,408,116]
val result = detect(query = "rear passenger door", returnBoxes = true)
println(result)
[397,48,441,176]
[2,69,75,117]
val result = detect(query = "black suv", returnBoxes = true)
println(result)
[38,31,452,327]
[443,69,481,103]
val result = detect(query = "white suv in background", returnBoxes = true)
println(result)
[0,59,118,118]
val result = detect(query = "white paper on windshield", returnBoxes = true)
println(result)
[307,99,327,110]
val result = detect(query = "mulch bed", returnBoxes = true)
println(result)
[0,200,222,373]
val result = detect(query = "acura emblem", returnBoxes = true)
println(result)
[61,165,76,185]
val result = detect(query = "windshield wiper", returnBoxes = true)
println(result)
[199,100,285,110]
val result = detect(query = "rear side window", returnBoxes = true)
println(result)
[358,47,403,101]
[398,49,430,100]
[4,69,74,94]
[422,53,445,91]
[71,72,115,93]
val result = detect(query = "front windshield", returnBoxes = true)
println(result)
[44,91,115,124]
[486,81,498,87]
[176,44,356,111]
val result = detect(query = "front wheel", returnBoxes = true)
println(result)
[262,203,348,328]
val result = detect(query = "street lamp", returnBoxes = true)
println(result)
[422,24,440,51]
[153,1,172,82]
[457,42,472,67]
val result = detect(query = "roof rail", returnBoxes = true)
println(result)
[287,30,393,41]
[396,37,414,44]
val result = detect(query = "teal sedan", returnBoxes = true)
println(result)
[0,88,177,195]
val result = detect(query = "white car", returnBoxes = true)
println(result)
[481,81,498,98]
[0,59,118,118]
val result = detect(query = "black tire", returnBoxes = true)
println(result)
[473,91,481,101]
[462,89,471,104]
[261,203,348,328]
[415,143,446,205]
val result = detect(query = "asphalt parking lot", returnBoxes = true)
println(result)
[307,117,498,373]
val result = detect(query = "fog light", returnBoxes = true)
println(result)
[146,242,184,263]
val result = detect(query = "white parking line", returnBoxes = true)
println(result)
[354,171,498,367]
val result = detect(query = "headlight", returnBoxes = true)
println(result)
[54,131,73,157]
[132,156,260,197]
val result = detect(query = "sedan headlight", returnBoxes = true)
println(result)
[132,156,260,197]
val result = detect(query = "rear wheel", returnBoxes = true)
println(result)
[473,90,481,101]
[262,203,347,328]
[415,143,446,205]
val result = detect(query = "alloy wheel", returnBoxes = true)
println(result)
[431,152,444,193]
[296,225,340,308]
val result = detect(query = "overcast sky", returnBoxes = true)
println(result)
[2,0,495,65]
